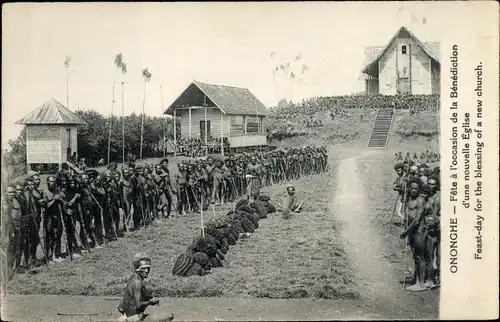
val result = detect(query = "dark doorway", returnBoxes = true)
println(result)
[200,120,211,140]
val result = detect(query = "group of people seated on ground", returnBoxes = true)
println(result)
[393,150,441,292]
[270,94,439,120]
[0,145,326,282]
[175,137,229,157]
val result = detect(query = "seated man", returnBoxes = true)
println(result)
[281,185,302,220]
[118,254,162,321]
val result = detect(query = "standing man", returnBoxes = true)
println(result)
[2,186,20,276]
[44,176,64,263]
[393,162,407,220]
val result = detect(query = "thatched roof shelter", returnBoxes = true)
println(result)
[16,98,87,125]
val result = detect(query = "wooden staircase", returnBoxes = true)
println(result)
[65,160,84,174]
[368,108,395,148]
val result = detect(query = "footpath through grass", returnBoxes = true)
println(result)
[7,157,359,300]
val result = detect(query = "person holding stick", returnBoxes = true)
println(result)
[79,174,99,248]
[44,176,65,263]
[392,162,407,220]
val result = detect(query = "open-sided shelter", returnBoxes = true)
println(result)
[16,98,87,171]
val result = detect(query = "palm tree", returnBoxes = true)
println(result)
[270,52,279,104]
[140,67,152,159]
[107,53,127,164]
[64,56,72,108]
[120,64,127,163]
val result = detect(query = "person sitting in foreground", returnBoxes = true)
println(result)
[118,253,164,321]
[281,185,302,219]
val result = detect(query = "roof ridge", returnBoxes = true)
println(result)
[194,81,249,91]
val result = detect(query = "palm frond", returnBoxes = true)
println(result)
[64,56,71,68]
[142,67,152,82]
[295,53,302,61]
[270,52,275,60]
[121,63,127,74]
[114,53,123,68]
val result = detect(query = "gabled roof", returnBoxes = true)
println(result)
[16,98,87,125]
[164,81,269,116]
[361,26,440,77]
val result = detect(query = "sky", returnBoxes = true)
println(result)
[0,2,484,147]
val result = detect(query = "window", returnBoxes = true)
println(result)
[246,116,260,134]
[402,45,407,55]
[230,116,244,136]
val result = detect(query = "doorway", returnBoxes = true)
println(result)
[200,120,211,141]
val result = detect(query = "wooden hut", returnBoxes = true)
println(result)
[163,81,269,155]
[16,98,87,172]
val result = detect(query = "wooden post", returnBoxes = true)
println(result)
[220,112,224,157]
[409,43,412,94]
[161,85,165,157]
[189,107,192,139]
[59,128,63,171]
[173,108,177,157]
[204,105,208,156]
[121,82,125,163]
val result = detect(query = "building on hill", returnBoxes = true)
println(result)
[361,26,440,95]
[16,98,87,172]
[163,81,269,155]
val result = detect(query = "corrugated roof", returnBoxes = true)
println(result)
[361,27,440,76]
[16,98,87,125]
[164,81,269,116]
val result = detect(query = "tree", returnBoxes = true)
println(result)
[64,56,72,109]
[114,54,128,163]
[270,52,279,104]
[107,53,124,164]
[3,129,27,180]
[273,53,309,102]
[140,67,152,159]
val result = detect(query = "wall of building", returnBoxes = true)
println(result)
[177,107,229,139]
[409,42,432,94]
[177,107,268,140]
[60,126,78,162]
[26,125,61,164]
[378,37,433,95]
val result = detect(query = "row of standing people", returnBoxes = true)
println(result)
[1,145,329,279]
[393,155,441,292]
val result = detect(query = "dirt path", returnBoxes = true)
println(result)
[332,150,438,319]
[1,148,439,320]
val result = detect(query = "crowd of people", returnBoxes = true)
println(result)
[1,146,328,280]
[270,94,439,119]
[392,150,441,292]
[175,138,230,158]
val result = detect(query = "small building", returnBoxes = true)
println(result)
[361,26,440,95]
[163,81,269,154]
[16,98,87,171]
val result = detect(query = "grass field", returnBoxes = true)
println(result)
[7,153,362,300]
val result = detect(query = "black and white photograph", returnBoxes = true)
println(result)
[1,2,498,321]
